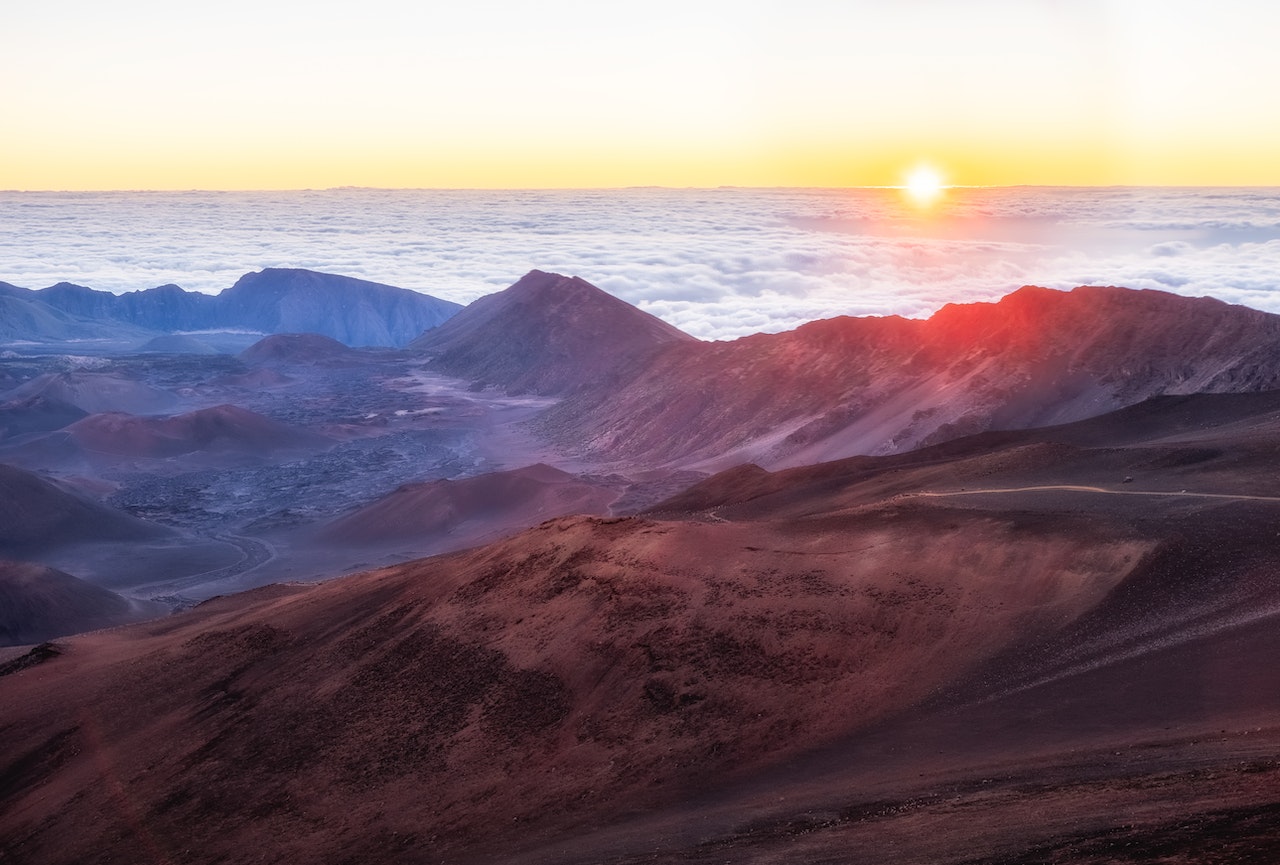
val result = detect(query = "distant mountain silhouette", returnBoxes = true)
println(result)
[1,269,462,348]
[410,270,695,395]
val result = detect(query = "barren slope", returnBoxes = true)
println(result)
[410,270,695,395]
[540,286,1280,469]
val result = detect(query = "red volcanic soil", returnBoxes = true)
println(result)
[323,463,621,550]
[0,560,166,646]
[238,332,357,364]
[61,404,331,459]
[7,393,1280,863]
[539,285,1280,469]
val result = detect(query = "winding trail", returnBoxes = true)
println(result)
[134,533,278,597]
[915,485,1280,503]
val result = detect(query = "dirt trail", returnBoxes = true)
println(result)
[916,485,1280,503]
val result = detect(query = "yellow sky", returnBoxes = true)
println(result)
[5,0,1280,190]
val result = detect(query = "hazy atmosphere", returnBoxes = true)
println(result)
[3,186,1279,339]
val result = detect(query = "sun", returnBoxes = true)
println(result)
[903,164,945,207]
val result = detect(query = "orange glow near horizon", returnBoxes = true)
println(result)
[5,3,1280,191]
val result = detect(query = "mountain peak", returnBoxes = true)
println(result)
[410,270,695,395]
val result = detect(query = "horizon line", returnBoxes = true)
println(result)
[6,183,1280,194]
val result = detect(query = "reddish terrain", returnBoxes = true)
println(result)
[5,393,1280,863]
[537,285,1280,469]
[323,463,621,552]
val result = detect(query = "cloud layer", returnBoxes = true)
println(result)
[1,187,1278,341]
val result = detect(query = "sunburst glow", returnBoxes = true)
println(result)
[904,165,945,207]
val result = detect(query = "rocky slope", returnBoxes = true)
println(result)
[8,393,1280,862]
[540,285,1280,469]
[410,270,695,395]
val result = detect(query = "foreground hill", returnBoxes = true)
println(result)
[540,285,1280,469]
[1,269,462,349]
[410,270,695,394]
[6,392,1280,862]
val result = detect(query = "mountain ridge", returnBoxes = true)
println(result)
[538,284,1280,469]
[1,268,462,349]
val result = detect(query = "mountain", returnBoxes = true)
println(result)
[7,394,1280,862]
[0,293,154,345]
[409,270,696,395]
[0,463,169,554]
[216,269,461,347]
[35,281,218,331]
[2,269,462,349]
[540,285,1280,469]
[0,560,166,646]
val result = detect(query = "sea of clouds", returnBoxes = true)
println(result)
[1,187,1278,341]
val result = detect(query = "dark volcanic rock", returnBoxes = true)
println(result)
[410,269,696,395]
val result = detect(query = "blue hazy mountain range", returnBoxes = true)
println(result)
[0,268,462,351]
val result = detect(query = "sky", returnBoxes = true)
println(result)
[6,0,1280,190]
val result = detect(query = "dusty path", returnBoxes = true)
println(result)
[915,484,1280,503]
[133,532,277,598]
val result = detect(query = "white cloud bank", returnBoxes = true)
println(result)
[1,187,1278,341]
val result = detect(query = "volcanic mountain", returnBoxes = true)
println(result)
[409,270,696,395]
[0,560,166,646]
[1,269,462,349]
[7,392,1280,862]
[540,285,1280,469]
[216,269,461,347]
